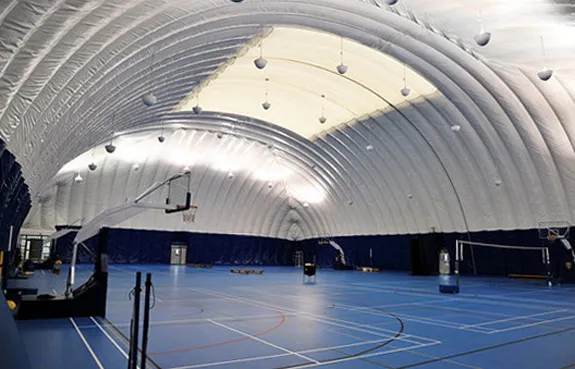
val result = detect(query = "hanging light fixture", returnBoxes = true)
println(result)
[105,134,116,153]
[158,121,165,143]
[106,117,117,153]
[451,124,461,132]
[336,37,348,75]
[142,53,157,106]
[88,150,97,171]
[254,30,267,70]
[142,92,156,107]
[400,63,411,97]
[262,78,271,110]
[193,94,202,114]
[74,173,84,183]
[474,10,491,47]
[538,35,553,81]
[319,94,327,124]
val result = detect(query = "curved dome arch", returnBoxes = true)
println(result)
[2,0,572,238]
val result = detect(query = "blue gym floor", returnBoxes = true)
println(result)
[16,265,575,369]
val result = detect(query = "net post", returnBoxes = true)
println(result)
[455,240,459,261]
[543,247,552,287]
[455,240,460,286]
[141,273,152,369]
[65,241,79,297]
[469,244,477,275]
[129,272,142,369]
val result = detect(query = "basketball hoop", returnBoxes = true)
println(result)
[182,205,198,223]
[547,233,558,241]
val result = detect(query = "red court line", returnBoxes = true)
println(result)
[150,310,286,355]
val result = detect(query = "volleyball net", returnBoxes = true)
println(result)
[454,240,551,281]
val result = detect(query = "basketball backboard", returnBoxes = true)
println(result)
[538,220,570,240]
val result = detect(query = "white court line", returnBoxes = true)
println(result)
[170,338,392,369]
[394,315,493,334]
[462,309,568,328]
[208,319,320,364]
[90,317,140,369]
[70,317,105,369]
[321,284,435,298]
[371,299,448,309]
[293,343,438,369]
[330,303,493,333]
[299,312,442,344]
[384,311,492,333]
[195,288,439,345]
[41,270,45,275]
[234,288,455,341]
[171,353,291,369]
[261,290,448,312]
[106,313,298,329]
[196,288,435,344]
[487,315,575,334]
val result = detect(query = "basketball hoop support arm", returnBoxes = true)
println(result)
[134,171,189,204]
[66,171,191,297]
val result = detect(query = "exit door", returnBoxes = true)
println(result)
[170,245,187,265]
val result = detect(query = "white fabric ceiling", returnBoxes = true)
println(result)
[3,0,575,239]
[174,26,438,139]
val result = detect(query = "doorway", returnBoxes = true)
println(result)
[170,245,187,265]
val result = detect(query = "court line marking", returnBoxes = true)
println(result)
[389,313,493,333]
[461,309,568,328]
[298,312,441,345]
[394,315,492,333]
[170,338,394,369]
[105,313,297,329]
[150,310,287,356]
[198,289,427,342]
[325,282,575,310]
[70,317,105,369]
[224,288,452,341]
[90,317,140,369]
[293,343,438,369]
[207,319,320,364]
[195,288,439,345]
[170,352,291,369]
[317,300,493,333]
[487,315,575,334]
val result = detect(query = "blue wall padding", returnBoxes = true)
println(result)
[0,142,31,253]
[297,235,412,270]
[302,228,565,276]
[56,228,294,265]
[0,140,32,369]
[53,224,573,277]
